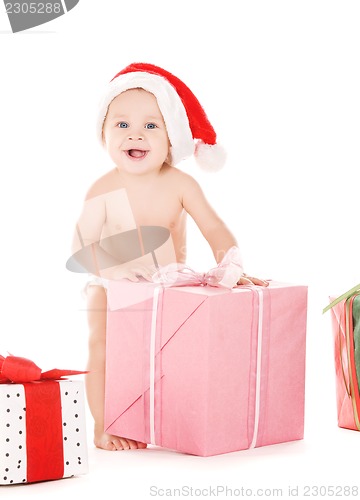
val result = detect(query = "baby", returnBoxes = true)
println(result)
[71,63,268,451]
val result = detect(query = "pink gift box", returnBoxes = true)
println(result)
[105,281,308,456]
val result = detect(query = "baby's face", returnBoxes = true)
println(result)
[103,88,170,175]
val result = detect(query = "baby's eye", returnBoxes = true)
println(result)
[117,122,128,128]
[145,123,157,129]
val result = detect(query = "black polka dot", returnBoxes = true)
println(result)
[63,422,67,426]
[5,468,9,472]
[76,443,80,447]
[65,392,68,396]
[66,461,69,465]
[75,414,78,418]
[19,430,22,435]
[3,476,7,481]
[64,437,67,441]
[6,409,10,413]
[73,400,77,404]
[5,453,9,457]
[6,423,10,427]
[16,393,20,397]
[6,438,9,442]
[6,394,10,398]
[19,445,22,449]
[76,428,79,432]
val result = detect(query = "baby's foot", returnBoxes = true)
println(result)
[94,427,147,451]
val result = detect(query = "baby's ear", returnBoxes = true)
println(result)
[101,130,107,147]
[166,146,173,166]
[166,153,173,166]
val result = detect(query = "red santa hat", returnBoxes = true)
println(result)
[97,62,226,171]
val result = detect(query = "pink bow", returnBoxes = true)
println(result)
[0,354,86,384]
[152,246,244,289]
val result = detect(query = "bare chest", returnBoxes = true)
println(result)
[103,188,184,234]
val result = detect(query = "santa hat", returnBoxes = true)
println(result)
[97,62,226,171]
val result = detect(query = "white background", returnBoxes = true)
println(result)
[1,1,360,498]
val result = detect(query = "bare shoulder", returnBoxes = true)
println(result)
[163,166,202,194]
[85,168,119,200]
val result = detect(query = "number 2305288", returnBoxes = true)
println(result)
[5,3,62,14]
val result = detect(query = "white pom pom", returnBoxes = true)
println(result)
[194,141,227,172]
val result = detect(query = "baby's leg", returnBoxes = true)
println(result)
[85,284,147,451]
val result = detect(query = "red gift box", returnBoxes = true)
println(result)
[0,356,88,485]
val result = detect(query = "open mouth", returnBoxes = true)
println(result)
[125,149,149,160]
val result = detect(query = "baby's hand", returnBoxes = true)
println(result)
[113,265,156,282]
[237,274,269,287]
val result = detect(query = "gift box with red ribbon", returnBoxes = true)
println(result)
[0,356,88,485]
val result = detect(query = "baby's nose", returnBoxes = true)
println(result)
[128,131,144,140]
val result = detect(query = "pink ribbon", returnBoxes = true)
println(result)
[152,246,244,289]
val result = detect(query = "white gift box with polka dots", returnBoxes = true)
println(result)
[0,380,88,485]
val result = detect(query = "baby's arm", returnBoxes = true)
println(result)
[181,174,268,286]
[72,193,105,253]
[71,185,123,277]
[181,175,238,263]
[72,183,155,281]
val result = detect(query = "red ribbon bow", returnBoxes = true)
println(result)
[0,354,86,383]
